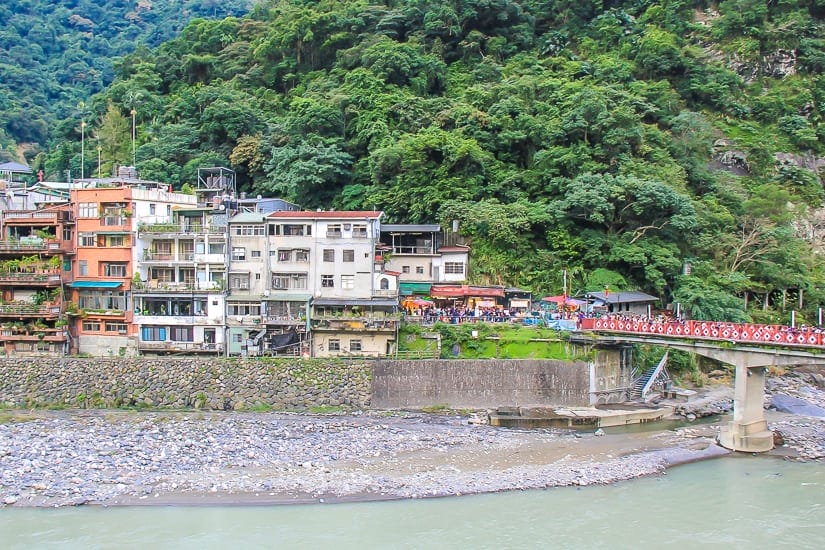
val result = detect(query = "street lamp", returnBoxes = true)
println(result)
[80,120,86,179]
[131,108,137,167]
[97,144,102,178]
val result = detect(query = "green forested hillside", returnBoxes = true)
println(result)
[0,0,254,156]
[12,0,825,324]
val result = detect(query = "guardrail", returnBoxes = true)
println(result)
[580,317,825,348]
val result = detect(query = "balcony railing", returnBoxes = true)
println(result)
[0,303,61,316]
[143,252,195,262]
[1,210,73,223]
[0,272,62,285]
[137,341,224,353]
[132,281,221,293]
[389,245,436,255]
[100,216,128,226]
[311,317,398,331]
[0,239,63,252]
[139,222,226,235]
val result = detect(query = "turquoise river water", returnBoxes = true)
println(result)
[1,456,823,549]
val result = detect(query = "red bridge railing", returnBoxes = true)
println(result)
[579,317,825,348]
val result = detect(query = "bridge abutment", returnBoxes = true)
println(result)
[718,364,773,452]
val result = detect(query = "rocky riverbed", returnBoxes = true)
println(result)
[1,374,823,508]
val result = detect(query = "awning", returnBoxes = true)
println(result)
[313,298,398,307]
[430,285,505,298]
[399,281,433,296]
[96,231,131,235]
[262,293,312,302]
[69,281,123,288]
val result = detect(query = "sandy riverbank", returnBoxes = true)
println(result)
[1,379,822,508]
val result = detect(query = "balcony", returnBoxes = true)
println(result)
[0,327,68,342]
[142,252,195,262]
[2,210,73,224]
[0,302,61,317]
[372,289,398,298]
[137,341,224,353]
[264,315,306,326]
[100,216,129,227]
[132,281,222,293]
[0,239,64,253]
[0,272,62,286]
[311,316,398,332]
[389,245,436,255]
[139,222,226,235]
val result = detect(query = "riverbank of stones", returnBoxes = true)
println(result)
[0,358,371,411]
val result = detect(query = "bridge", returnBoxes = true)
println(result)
[578,317,825,453]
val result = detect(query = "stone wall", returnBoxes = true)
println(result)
[372,359,591,409]
[0,358,371,411]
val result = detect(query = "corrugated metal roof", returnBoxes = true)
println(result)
[267,210,382,219]
[313,298,398,307]
[382,224,441,232]
[584,291,658,304]
[229,212,265,223]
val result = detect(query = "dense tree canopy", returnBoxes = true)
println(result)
[5,0,825,324]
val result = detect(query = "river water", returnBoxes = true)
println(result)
[2,456,823,548]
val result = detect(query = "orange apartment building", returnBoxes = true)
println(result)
[0,204,75,356]
[70,181,196,356]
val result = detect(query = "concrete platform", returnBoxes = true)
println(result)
[488,405,668,429]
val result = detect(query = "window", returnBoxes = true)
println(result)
[149,204,156,215]
[278,249,291,262]
[79,260,88,276]
[228,302,260,316]
[62,228,72,241]
[82,321,100,332]
[107,235,126,247]
[321,275,334,288]
[208,243,224,255]
[180,268,195,285]
[416,266,424,274]
[349,339,362,352]
[402,266,410,274]
[170,326,193,342]
[353,224,368,238]
[79,233,95,247]
[323,249,334,262]
[343,249,355,262]
[105,322,128,333]
[444,262,465,275]
[103,263,127,277]
[251,250,261,258]
[380,278,389,290]
[141,326,166,341]
[150,240,173,260]
[326,224,342,237]
[231,247,245,261]
[232,225,265,236]
[232,333,244,343]
[166,205,171,216]
[78,291,127,311]
[179,240,194,260]
[328,339,340,352]
[295,249,309,262]
[149,267,174,282]
[341,275,354,289]
[271,273,308,290]
[283,224,306,236]
[229,273,250,290]
[79,203,98,218]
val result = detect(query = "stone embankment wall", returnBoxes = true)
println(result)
[372,359,591,409]
[0,358,371,411]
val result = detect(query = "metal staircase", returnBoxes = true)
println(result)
[630,351,669,401]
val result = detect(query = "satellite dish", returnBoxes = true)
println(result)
[219,204,226,211]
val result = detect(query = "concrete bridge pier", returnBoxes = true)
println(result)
[718,364,773,453]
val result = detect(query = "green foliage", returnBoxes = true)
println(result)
[5,0,825,325]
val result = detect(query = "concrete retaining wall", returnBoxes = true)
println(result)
[372,359,591,409]
[0,358,371,411]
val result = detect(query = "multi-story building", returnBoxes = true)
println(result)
[269,210,398,358]
[0,204,74,356]
[69,177,197,356]
[133,203,228,355]
[380,224,470,297]
[224,210,400,357]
